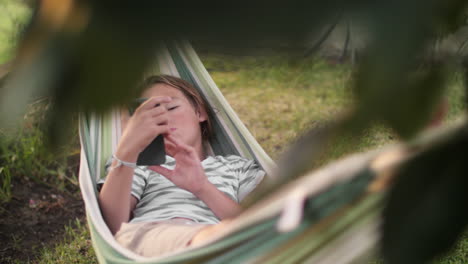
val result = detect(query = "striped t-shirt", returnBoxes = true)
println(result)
[102,155,265,224]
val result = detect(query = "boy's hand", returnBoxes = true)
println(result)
[116,96,171,161]
[148,133,209,195]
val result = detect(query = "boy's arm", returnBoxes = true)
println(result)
[194,183,242,219]
[98,150,139,234]
[99,96,171,234]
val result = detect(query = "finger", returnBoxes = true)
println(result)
[148,104,168,117]
[153,115,169,126]
[166,134,193,153]
[168,137,198,162]
[149,165,174,179]
[163,133,185,156]
[120,108,131,132]
[152,125,170,137]
[164,134,183,151]
[139,96,172,111]
[164,133,179,145]
[164,140,178,157]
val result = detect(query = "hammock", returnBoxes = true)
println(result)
[78,40,410,263]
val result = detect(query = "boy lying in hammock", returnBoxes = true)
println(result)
[98,75,265,257]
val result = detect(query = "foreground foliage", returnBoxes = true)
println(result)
[1,0,468,262]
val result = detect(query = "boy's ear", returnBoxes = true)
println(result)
[197,108,208,122]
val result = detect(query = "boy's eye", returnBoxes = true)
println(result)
[168,106,179,111]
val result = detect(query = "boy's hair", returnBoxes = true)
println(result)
[140,75,213,140]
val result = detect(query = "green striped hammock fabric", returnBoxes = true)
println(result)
[78,40,407,263]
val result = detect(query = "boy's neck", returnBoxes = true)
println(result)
[193,139,206,161]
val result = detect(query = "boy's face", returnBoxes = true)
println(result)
[142,83,207,149]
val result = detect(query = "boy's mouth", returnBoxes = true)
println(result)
[170,128,177,131]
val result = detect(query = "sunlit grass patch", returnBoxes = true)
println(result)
[36,219,97,264]
[203,53,383,159]
[203,53,466,162]
[445,73,466,121]
[0,0,31,64]
[433,232,468,264]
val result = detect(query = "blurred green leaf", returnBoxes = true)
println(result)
[354,64,448,138]
[382,124,468,264]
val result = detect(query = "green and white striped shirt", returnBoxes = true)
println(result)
[109,155,265,224]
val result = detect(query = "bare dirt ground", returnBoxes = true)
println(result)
[0,176,85,263]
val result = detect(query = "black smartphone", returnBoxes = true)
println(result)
[128,98,166,166]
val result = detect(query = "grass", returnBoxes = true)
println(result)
[203,54,357,160]
[0,99,80,204]
[36,219,96,264]
[202,53,466,161]
[434,232,468,264]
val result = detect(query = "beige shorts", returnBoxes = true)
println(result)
[115,219,209,257]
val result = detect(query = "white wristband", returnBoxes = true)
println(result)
[110,154,137,170]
